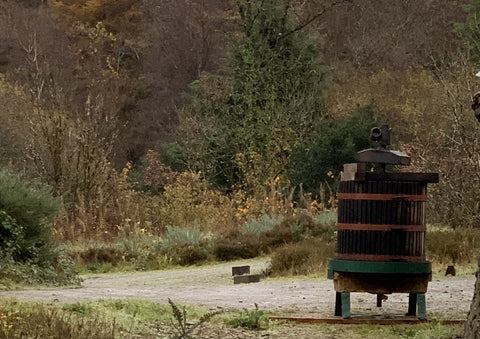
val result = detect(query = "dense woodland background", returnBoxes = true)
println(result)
[3,0,480,279]
[5,2,480,337]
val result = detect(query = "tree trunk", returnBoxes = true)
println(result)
[464,258,480,339]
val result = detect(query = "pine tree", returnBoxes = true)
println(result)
[179,0,329,195]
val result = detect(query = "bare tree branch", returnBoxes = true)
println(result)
[280,0,352,40]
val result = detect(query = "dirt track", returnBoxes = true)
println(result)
[0,258,475,318]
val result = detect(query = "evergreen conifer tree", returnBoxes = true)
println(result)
[180,0,328,195]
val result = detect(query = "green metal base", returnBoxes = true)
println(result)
[328,259,432,279]
[328,259,431,319]
[334,292,427,319]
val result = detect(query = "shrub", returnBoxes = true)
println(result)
[213,230,261,261]
[0,210,24,260]
[65,236,168,273]
[259,223,300,250]
[214,210,336,261]
[426,227,480,265]
[164,226,203,247]
[161,226,210,266]
[158,172,237,232]
[0,169,78,286]
[258,210,335,251]
[74,243,125,267]
[269,237,336,276]
[144,149,181,194]
[313,210,338,227]
[0,168,60,263]
[289,105,376,201]
[244,214,283,235]
[169,244,210,266]
[0,253,79,287]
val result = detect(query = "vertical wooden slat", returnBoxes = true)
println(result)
[336,178,427,261]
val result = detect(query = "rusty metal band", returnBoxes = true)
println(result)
[336,193,427,201]
[269,316,438,325]
[337,223,426,231]
[336,253,425,262]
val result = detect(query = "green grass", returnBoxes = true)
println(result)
[268,320,463,339]
[0,298,220,338]
[0,298,466,339]
[0,299,116,339]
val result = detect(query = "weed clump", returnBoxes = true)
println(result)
[0,303,115,339]
[227,304,269,330]
[167,298,221,339]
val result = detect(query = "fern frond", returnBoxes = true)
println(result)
[168,298,184,325]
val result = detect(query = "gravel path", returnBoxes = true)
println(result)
[0,258,474,318]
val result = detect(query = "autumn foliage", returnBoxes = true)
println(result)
[0,0,480,268]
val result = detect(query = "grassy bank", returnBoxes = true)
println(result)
[0,298,465,339]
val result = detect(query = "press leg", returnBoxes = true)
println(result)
[335,292,342,316]
[341,292,351,318]
[377,294,383,307]
[417,293,427,319]
[407,293,417,316]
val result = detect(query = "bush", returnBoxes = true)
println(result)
[0,168,60,263]
[0,168,78,286]
[213,228,261,261]
[158,226,211,266]
[169,243,210,266]
[259,223,300,250]
[269,238,336,276]
[66,234,169,273]
[158,172,236,232]
[213,242,258,261]
[164,225,203,247]
[268,212,337,277]
[289,105,376,201]
[214,210,336,262]
[244,214,282,235]
[0,253,79,287]
[427,227,480,264]
[258,210,335,251]
[74,244,126,267]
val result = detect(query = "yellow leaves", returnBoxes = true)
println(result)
[121,162,132,182]
[49,0,144,41]
[327,63,451,144]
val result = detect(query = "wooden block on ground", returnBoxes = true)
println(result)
[234,274,261,284]
[232,265,250,276]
